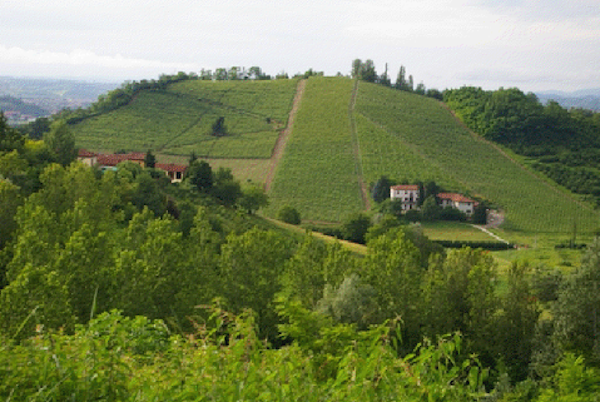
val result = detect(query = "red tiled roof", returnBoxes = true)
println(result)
[156,163,187,173]
[96,152,146,166]
[77,149,97,158]
[437,193,475,204]
[97,154,130,166]
[391,184,419,191]
[126,153,146,161]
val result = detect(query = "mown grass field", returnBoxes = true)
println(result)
[264,77,364,222]
[354,82,600,234]
[71,79,298,159]
[418,222,497,242]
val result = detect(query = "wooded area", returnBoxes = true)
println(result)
[2,113,600,400]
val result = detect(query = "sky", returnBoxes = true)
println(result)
[1,0,599,92]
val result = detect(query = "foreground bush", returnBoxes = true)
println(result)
[1,308,489,402]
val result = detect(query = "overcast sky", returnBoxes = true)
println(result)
[1,0,599,92]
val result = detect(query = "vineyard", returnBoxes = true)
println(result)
[264,77,364,222]
[69,75,600,234]
[70,79,298,159]
[354,82,600,234]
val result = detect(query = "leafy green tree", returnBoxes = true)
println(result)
[359,59,377,83]
[43,120,77,166]
[421,247,498,367]
[363,228,422,349]
[131,172,166,216]
[553,238,600,364]
[238,185,268,214]
[281,234,329,309]
[185,159,213,192]
[421,195,441,221]
[351,59,362,79]
[209,168,240,206]
[278,205,301,224]
[317,274,378,329]
[214,68,228,80]
[219,228,293,340]
[415,82,426,95]
[144,150,156,168]
[0,112,25,152]
[341,212,371,244]
[211,116,226,137]
[378,63,392,87]
[496,262,540,382]
[472,202,487,224]
[371,175,392,203]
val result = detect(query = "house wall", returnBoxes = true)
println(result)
[77,156,97,167]
[390,188,419,210]
[455,201,474,216]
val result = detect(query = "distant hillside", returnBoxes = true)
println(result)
[0,95,49,124]
[66,75,599,234]
[536,88,600,111]
[0,76,117,118]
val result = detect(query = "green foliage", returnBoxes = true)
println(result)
[43,120,77,166]
[211,116,226,136]
[211,167,242,206]
[553,238,600,364]
[317,274,378,329]
[185,159,213,192]
[0,179,22,248]
[143,149,155,168]
[363,228,422,349]
[421,194,442,221]
[371,175,392,203]
[0,112,26,152]
[421,248,499,367]
[472,202,488,224]
[341,212,371,243]
[0,305,492,402]
[534,354,600,401]
[237,184,268,214]
[219,227,293,341]
[444,86,600,206]
[278,204,301,224]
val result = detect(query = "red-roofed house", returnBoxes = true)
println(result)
[156,163,187,183]
[96,152,145,168]
[78,150,187,183]
[390,184,420,211]
[77,149,98,167]
[437,193,477,216]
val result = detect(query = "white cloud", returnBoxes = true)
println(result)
[0,45,197,71]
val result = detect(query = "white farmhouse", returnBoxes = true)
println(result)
[437,193,477,216]
[390,184,420,211]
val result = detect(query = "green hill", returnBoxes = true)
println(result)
[69,76,600,234]
[70,79,298,158]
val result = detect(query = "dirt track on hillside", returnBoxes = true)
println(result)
[263,79,306,192]
[349,80,371,211]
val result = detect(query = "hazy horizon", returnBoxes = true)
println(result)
[2,0,599,93]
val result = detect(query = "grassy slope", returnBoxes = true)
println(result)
[264,77,364,222]
[355,82,599,234]
[70,79,298,159]
[69,75,598,235]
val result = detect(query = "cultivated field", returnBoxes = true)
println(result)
[355,82,600,233]
[70,75,599,235]
[71,79,298,159]
[264,77,364,222]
